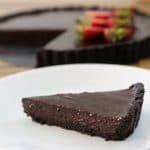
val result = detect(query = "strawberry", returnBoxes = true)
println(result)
[103,27,133,43]
[75,25,104,41]
[91,18,109,27]
[85,10,113,19]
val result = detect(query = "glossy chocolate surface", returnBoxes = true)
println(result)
[23,83,144,117]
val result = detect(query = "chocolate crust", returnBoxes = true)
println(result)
[22,83,144,140]
[37,38,149,66]
[37,33,150,66]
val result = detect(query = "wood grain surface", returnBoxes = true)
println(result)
[0,0,149,77]
[0,61,30,77]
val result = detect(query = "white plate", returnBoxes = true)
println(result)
[0,64,150,150]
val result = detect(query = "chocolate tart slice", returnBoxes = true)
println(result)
[22,83,144,141]
[0,7,149,66]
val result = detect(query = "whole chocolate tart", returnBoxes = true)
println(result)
[22,83,144,140]
[0,7,149,66]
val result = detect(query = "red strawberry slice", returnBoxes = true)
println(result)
[107,19,114,27]
[76,25,104,40]
[83,26,104,39]
[91,18,109,27]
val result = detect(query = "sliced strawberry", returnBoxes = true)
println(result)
[107,19,114,27]
[75,25,104,40]
[83,26,104,39]
[91,18,109,27]
[85,10,113,19]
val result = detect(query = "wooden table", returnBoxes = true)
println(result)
[0,61,30,77]
[0,0,149,78]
